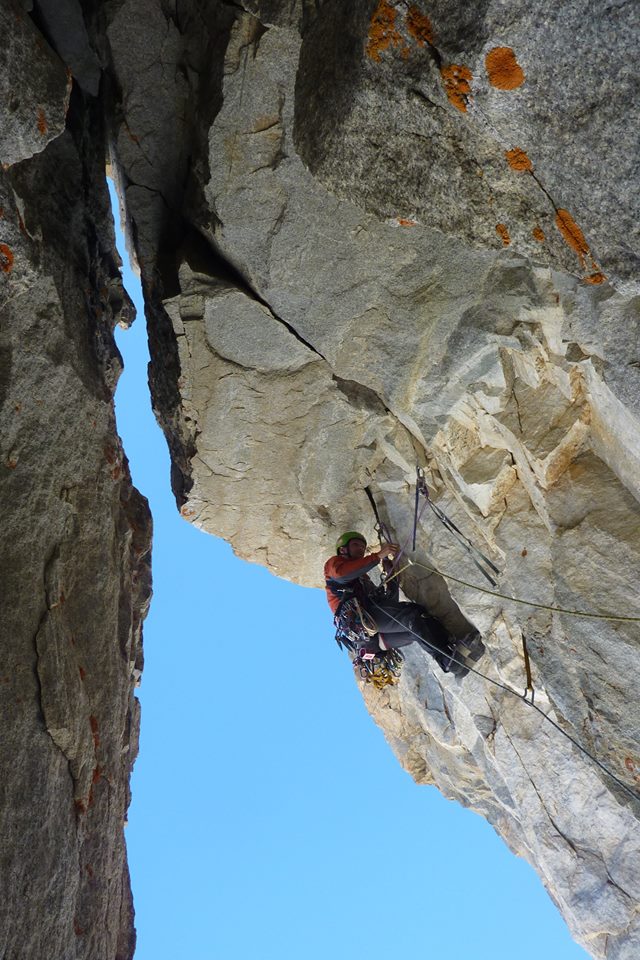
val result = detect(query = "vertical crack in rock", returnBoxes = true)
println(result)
[0,10,152,955]
[100,6,640,957]
[4,1,640,958]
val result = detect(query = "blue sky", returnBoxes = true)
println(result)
[110,182,588,960]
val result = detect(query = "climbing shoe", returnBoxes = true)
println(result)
[456,631,484,663]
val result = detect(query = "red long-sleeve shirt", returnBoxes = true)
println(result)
[323,552,382,614]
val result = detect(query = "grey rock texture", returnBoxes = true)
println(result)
[34,0,102,95]
[0,0,72,166]
[294,0,640,290]
[2,0,640,958]
[104,3,640,958]
[0,12,151,960]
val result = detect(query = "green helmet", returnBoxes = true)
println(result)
[335,531,367,553]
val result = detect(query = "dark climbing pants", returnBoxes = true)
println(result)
[367,598,452,668]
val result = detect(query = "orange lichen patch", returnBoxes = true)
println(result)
[486,47,525,90]
[505,147,532,172]
[440,64,473,112]
[556,208,598,271]
[0,243,14,273]
[407,6,434,46]
[397,217,418,226]
[555,208,590,261]
[78,666,86,681]
[92,765,102,785]
[554,209,606,283]
[532,226,545,242]
[625,757,636,771]
[181,504,196,518]
[37,108,47,135]
[366,1,405,62]
[496,223,511,246]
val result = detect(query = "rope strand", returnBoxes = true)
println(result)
[368,599,640,803]
[363,480,639,799]
[389,558,640,624]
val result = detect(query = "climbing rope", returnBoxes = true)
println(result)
[361,473,639,799]
[416,467,501,587]
[387,557,640,624]
[368,598,640,803]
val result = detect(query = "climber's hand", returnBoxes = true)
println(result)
[378,542,399,559]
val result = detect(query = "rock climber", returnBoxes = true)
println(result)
[324,531,459,672]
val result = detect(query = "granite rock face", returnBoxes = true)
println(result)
[0,5,151,958]
[0,0,72,166]
[2,0,640,958]
[104,3,640,958]
[295,0,640,290]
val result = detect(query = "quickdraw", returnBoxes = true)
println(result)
[353,647,404,689]
[364,485,394,544]
[334,597,373,652]
[335,597,404,688]
[365,470,501,586]
[360,473,640,802]
[415,466,501,587]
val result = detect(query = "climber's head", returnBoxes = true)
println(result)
[336,531,367,558]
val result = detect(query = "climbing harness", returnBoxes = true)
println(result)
[353,597,379,636]
[369,599,640,803]
[358,472,640,801]
[334,596,404,689]
[334,597,369,653]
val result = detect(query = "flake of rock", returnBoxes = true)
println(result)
[6,1,636,958]
[294,0,640,290]
[105,8,640,957]
[34,0,102,95]
[0,0,71,165]
[0,85,151,959]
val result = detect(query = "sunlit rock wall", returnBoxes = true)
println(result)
[3,0,638,957]
[105,3,640,957]
[0,4,151,957]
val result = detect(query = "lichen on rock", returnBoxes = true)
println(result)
[3,1,640,958]
[105,5,640,957]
